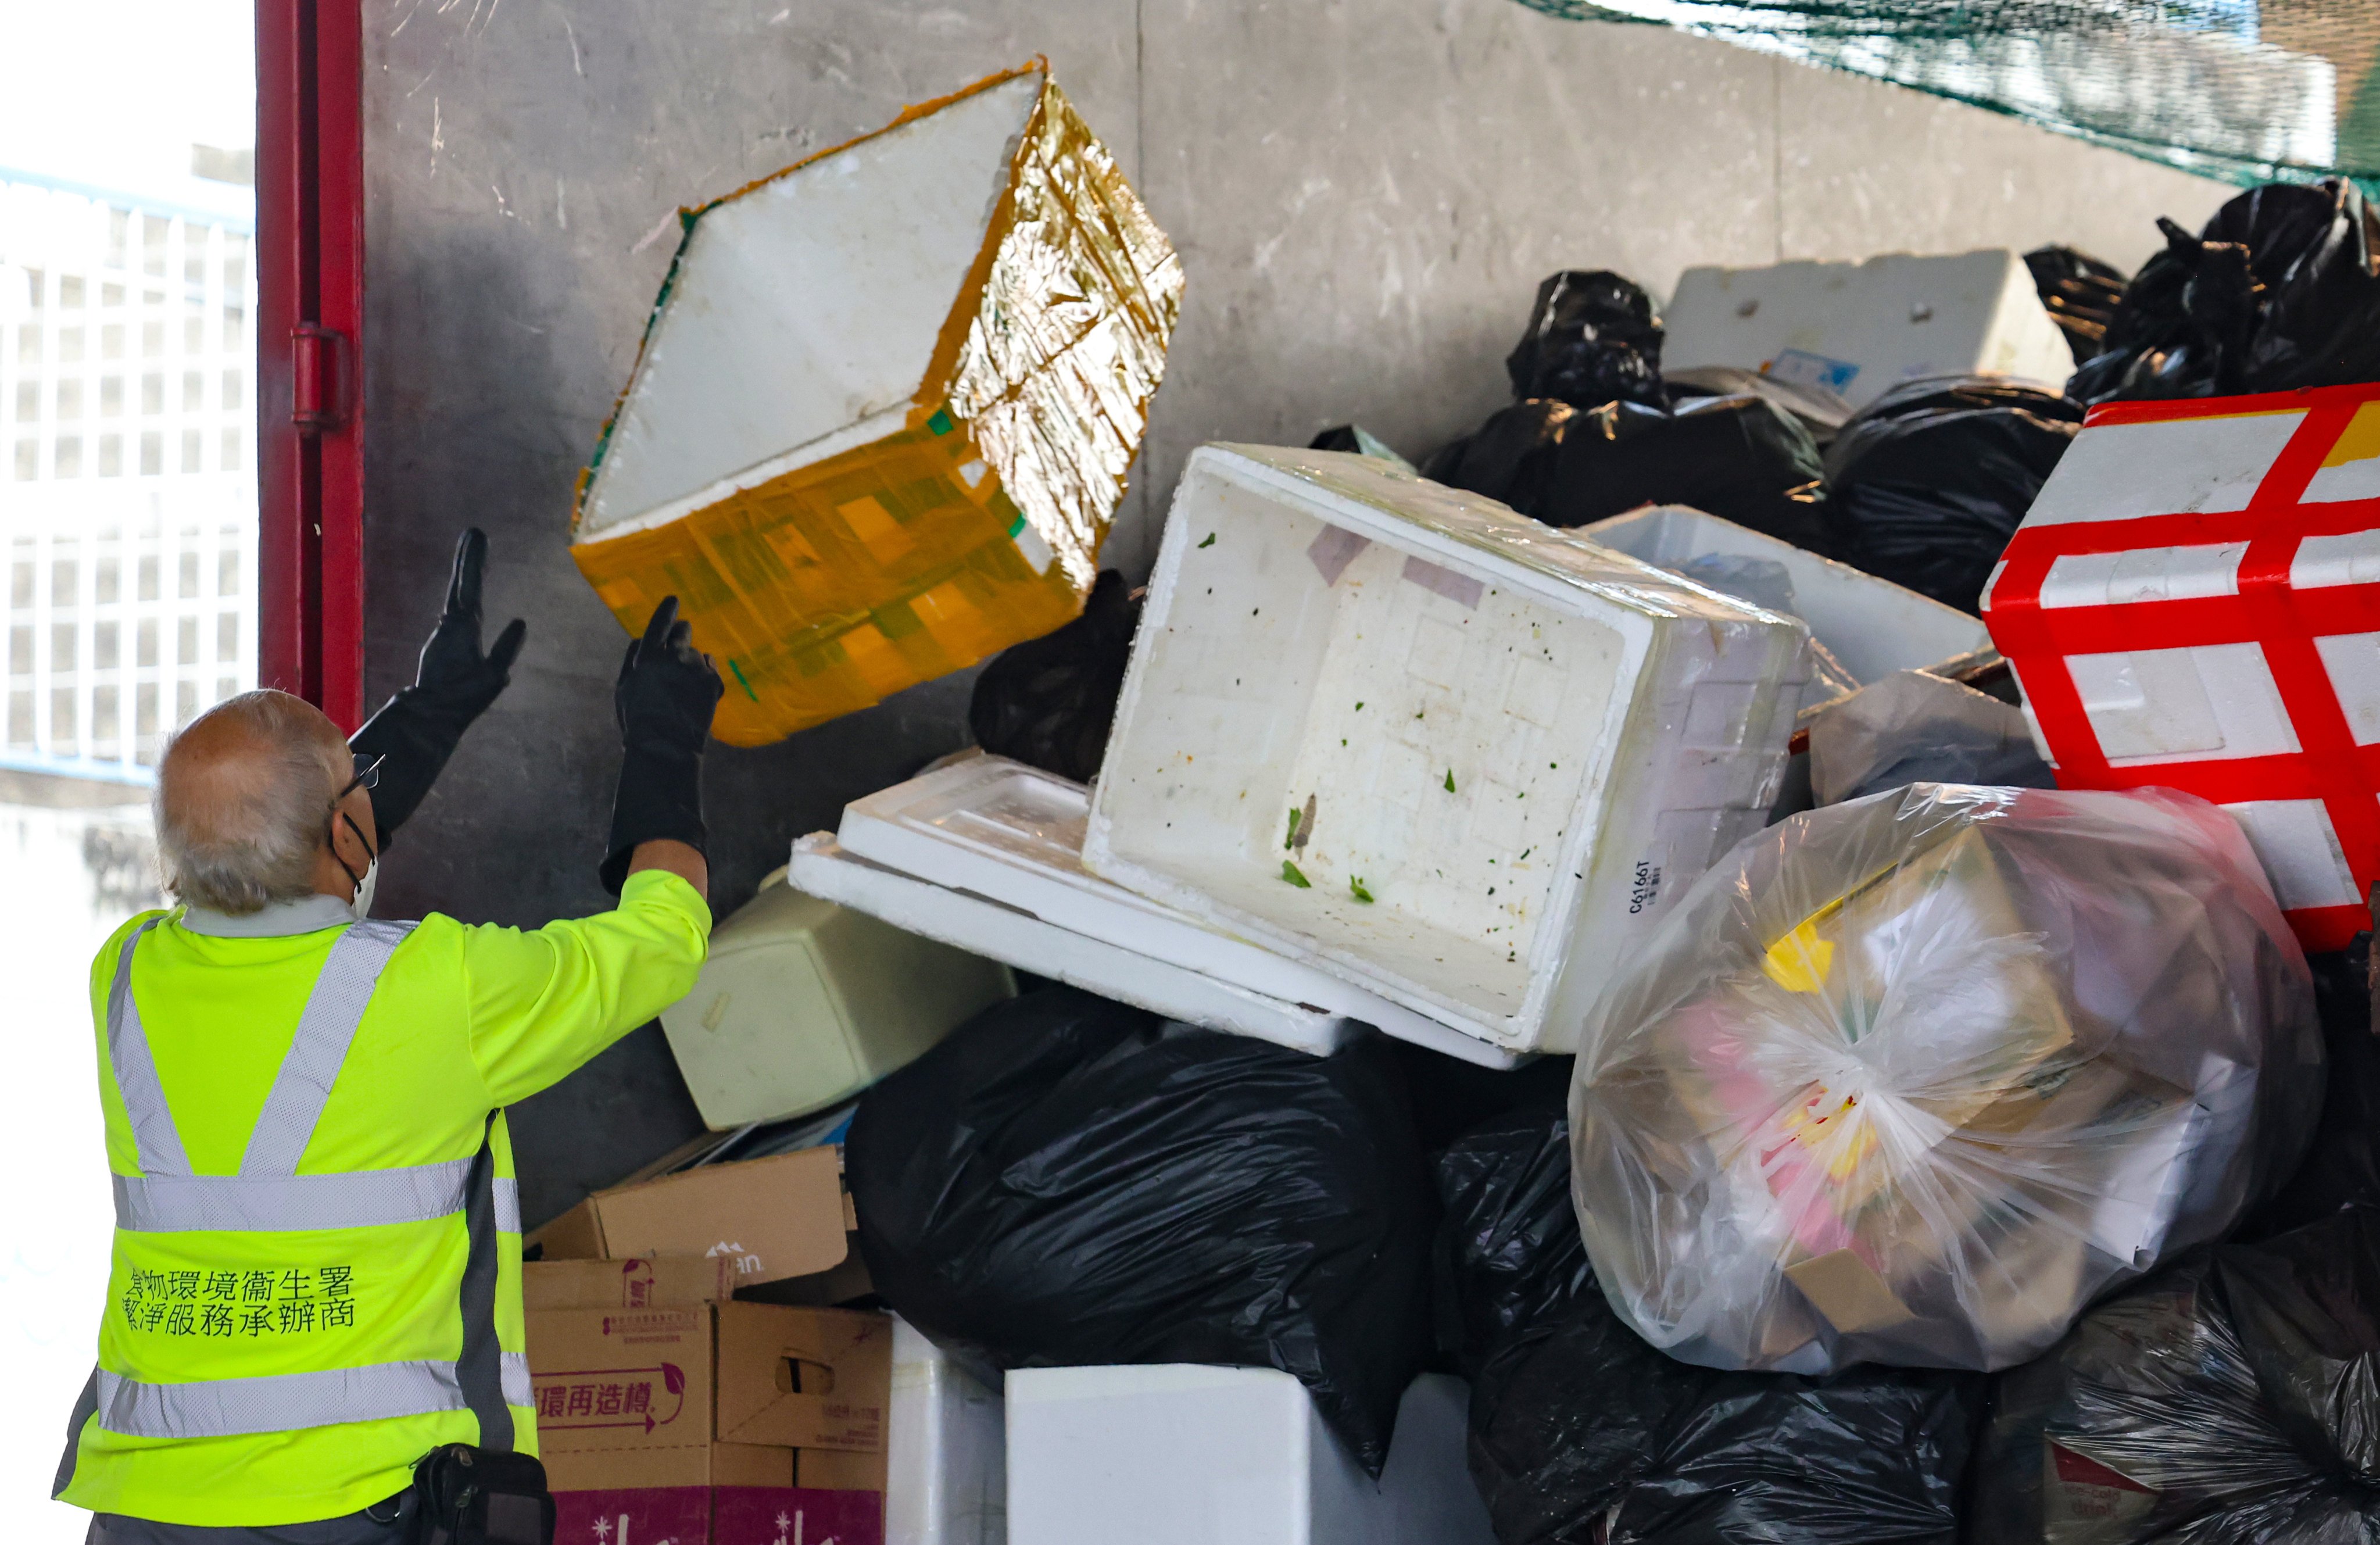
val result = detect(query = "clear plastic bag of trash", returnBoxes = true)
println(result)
[1972,1204,2380,1542]
[1569,782,2321,1375]
[1806,668,2050,804]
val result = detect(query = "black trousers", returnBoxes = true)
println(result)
[85,1493,411,1545]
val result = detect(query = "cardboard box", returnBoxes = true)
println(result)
[554,1480,883,1545]
[524,1255,735,1312]
[528,1301,890,1457]
[535,1147,853,1291]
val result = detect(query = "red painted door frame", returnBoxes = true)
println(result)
[256,1,366,729]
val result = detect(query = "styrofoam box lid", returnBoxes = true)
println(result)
[1660,249,2073,410]
[1584,505,1991,684]
[1083,445,1808,1050]
[837,753,1519,1067]
[786,835,1356,1058]
[579,71,1044,541]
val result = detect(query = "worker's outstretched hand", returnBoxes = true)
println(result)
[614,595,722,757]
[416,527,528,717]
[600,596,722,896]
[349,527,529,848]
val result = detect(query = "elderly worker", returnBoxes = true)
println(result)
[52,532,723,1543]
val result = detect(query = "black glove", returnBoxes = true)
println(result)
[600,595,724,895]
[349,528,527,848]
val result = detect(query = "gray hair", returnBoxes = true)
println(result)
[154,690,348,915]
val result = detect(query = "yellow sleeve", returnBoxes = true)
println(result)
[460,869,713,1106]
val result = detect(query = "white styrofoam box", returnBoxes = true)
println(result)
[1083,445,1809,1053]
[579,74,1042,537]
[891,1318,1005,1545]
[1978,384,2380,954]
[1005,1368,1493,1545]
[1662,251,2074,409]
[657,872,1014,1130]
[1581,504,1990,686]
[786,835,1357,1058]
[836,754,1520,1068]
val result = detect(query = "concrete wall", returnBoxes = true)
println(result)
[363,0,2231,1224]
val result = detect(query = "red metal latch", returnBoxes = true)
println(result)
[292,323,345,434]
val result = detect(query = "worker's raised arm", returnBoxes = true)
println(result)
[458,866,712,1105]
[461,595,724,1104]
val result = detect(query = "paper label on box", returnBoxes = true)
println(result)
[1767,349,1860,394]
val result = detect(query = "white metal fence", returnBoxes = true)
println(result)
[0,174,256,784]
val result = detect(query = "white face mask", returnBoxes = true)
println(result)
[348,854,378,921]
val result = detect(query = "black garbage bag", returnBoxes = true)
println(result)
[966,569,1140,784]
[1425,394,1830,553]
[1445,1104,1982,1544]
[1307,423,1418,470]
[2071,179,2380,405]
[1432,1105,1592,1378]
[2242,929,2377,1240]
[1971,1206,2380,1542]
[845,987,1434,1475]
[1470,1264,1982,1545]
[1504,270,1667,409]
[2025,245,2130,366]
[1821,377,2084,613]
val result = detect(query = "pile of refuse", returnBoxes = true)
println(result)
[528,65,2380,1544]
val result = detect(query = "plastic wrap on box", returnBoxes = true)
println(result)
[1981,380,2380,954]
[1570,782,2321,1375]
[570,63,1180,745]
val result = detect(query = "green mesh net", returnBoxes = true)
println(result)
[1511,1,2380,191]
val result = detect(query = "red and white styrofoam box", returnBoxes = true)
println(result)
[1981,381,2380,953]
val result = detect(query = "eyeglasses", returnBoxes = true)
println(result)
[332,753,384,807]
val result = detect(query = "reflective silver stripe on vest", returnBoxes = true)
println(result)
[104,920,454,1232]
[500,1349,532,1409]
[95,1351,535,1439]
[493,1176,520,1235]
[113,1157,475,1233]
[106,919,190,1178]
[242,920,416,1176]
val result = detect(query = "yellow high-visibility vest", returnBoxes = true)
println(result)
[54,871,711,1527]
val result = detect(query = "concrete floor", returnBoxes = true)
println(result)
[353,0,2238,1224]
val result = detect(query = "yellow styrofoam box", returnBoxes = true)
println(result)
[659,872,1016,1129]
[572,62,1182,745]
